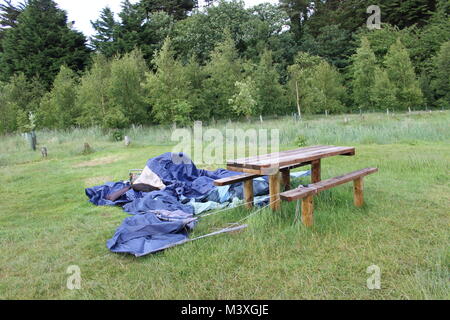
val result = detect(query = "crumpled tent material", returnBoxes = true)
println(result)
[107,211,197,257]
[86,152,310,257]
[86,181,143,206]
[86,152,246,256]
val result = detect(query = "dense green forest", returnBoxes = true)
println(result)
[0,0,449,133]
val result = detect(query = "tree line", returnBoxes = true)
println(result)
[0,0,449,133]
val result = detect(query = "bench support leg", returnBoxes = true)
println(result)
[311,160,321,183]
[269,172,281,211]
[281,169,291,191]
[353,177,364,207]
[244,180,254,209]
[302,195,314,227]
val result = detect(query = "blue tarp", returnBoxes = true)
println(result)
[86,152,310,257]
[86,153,248,256]
[107,211,197,257]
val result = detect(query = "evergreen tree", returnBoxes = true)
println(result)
[117,0,145,53]
[204,30,243,119]
[384,39,424,110]
[39,65,79,129]
[301,24,353,69]
[0,0,91,87]
[351,37,378,110]
[413,1,450,73]
[0,0,25,36]
[144,37,192,125]
[431,41,450,108]
[91,2,173,63]
[253,49,285,115]
[279,0,311,40]
[381,0,438,29]
[90,7,121,57]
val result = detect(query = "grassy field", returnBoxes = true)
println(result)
[0,112,449,299]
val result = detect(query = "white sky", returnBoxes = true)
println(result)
[53,0,279,37]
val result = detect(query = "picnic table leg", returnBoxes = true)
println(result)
[244,180,254,209]
[281,169,291,191]
[311,159,321,183]
[302,195,314,227]
[353,177,364,207]
[269,171,281,211]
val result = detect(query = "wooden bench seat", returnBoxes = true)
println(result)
[280,168,378,227]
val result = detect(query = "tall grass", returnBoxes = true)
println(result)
[1,111,449,167]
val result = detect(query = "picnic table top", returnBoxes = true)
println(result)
[227,145,355,174]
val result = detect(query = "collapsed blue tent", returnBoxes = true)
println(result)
[86,152,309,257]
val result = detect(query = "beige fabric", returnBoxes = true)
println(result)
[134,166,166,190]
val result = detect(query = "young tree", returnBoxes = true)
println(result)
[76,55,126,128]
[253,49,286,115]
[204,30,243,119]
[288,53,346,114]
[351,37,378,110]
[183,55,209,121]
[109,49,149,125]
[144,37,192,125]
[384,39,424,110]
[0,0,91,87]
[229,77,258,120]
[371,67,397,111]
[287,52,322,115]
[354,25,417,66]
[431,41,450,108]
[39,65,79,129]
[307,61,347,114]
[0,73,45,133]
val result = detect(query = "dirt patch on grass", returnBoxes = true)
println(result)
[74,156,123,168]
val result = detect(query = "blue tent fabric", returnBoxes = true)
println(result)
[106,212,196,257]
[123,191,195,215]
[86,152,310,257]
[85,181,143,206]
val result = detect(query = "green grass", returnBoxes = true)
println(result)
[0,112,449,299]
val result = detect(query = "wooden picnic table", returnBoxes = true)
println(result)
[226,145,356,211]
